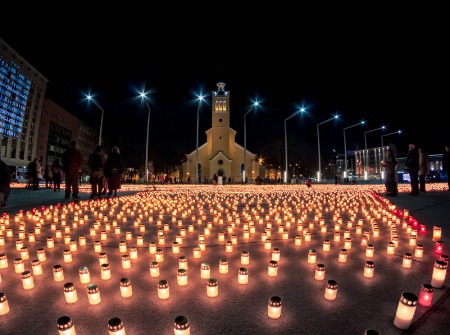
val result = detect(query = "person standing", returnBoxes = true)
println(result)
[0,156,11,208]
[404,143,420,195]
[381,149,398,197]
[44,164,53,188]
[26,159,36,190]
[443,145,450,191]
[105,146,123,198]
[418,147,428,193]
[51,159,62,192]
[87,145,106,199]
[62,140,84,199]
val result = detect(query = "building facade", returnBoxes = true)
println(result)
[182,82,264,183]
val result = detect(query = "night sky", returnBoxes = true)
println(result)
[1,10,447,173]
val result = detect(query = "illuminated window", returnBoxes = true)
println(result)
[215,101,219,111]
[219,101,223,111]
[223,101,226,110]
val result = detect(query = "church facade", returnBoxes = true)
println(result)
[182,82,264,183]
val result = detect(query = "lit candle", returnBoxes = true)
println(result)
[119,241,127,253]
[439,255,449,267]
[14,258,24,273]
[172,242,180,254]
[308,249,317,264]
[334,232,341,242]
[338,249,347,263]
[402,253,412,268]
[37,248,46,262]
[157,279,170,299]
[64,234,71,245]
[304,232,311,242]
[238,267,248,284]
[16,239,24,251]
[173,315,190,335]
[120,277,132,298]
[53,264,64,281]
[21,270,34,289]
[0,292,10,316]
[431,260,447,288]
[414,244,424,258]
[314,263,325,280]
[79,266,90,284]
[108,317,126,335]
[155,248,164,262]
[201,263,210,279]
[99,252,108,265]
[129,247,138,259]
[344,230,350,239]
[344,238,352,249]
[28,231,35,242]
[69,240,77,252]
[387,242,395,255]
[31,259,43,276]
[20,247,29,260]
[57,316,76,335]
[121,255,131,269]
[366,244,374,258]
[268,295,282,319]
[177,269,188,286]
[323,240,331,251]
[418,283,433,307]
[126,231,132,240]
[150,261,160,277]
[179,256,188,270]
[219,258,228,274]
[409,235,417,246]
[101,264,111,280]
[63,249,72,263]
[434,240,444,254]
[241,251,250,265]
[149,242,156,254]
[432,225,442,241]
[207,277,218,297]
[364,261,374,278]
[136,235,143,246]
[268,260,278,276]
[0,254,7,269]
[393,292,418,329]
[193,246,202,258]
[64,282,78,304]
[79,235,86,246]
[87,284,101,305]
[324,279,338,300]
[158,235,165,245]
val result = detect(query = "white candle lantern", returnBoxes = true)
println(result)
[149,242,156,254]
[402,253,412,268]
[16,239,24,251]
[37,248,46,262]
[69,240,77,252]
[64,234,71,244]
[14,258,24,273]
[0,292,10,316]
[199,240,206,251]
[393,292,418,329]
[22,270,34,289]
[308,249,317,264]
[219,258,228,274]
[344,230,350,239]
[272,248,281,261]
[315,263,325,280]
[295,235,302,246]
[155,248,164,262]
[440,255,449,267]
[121,255,131,269]
[157,279,170,299]
[63,249,72,263]
[99,252,108,265]
[87,284,101,305]
[225,241,233,253]
[409,235,417,246]
[364,261,374,278]
[241,251,250,265]
[101,231,107,240]
[268,260,278,276]
[415,244,424,258]
[79,235,86,246]
[432,225,442,241]
[207,277,218,297]
[238,267,249,284]
[0,254,7,269]
[324,279,338,300]
[323,240,331,251]
[366,244,374,258]
[57,316,76,335]
[101,264,111,280]
[201,262,210,279]
[28,231,35,242]
[64,282,78,304]
[179,256,188,270]
[31,259,43,276]
[150,261,160,277]
[53,264,64,281]
[108,317,126,335]
[431,260,447,288]
[177,269,188,286]
[120,277,132,298]
[268,295,282,319]
[338,249,348,263]
[129,247,138,259]
[173,315,190,335]
[79,266,90,283]
[137,236,143,246]
[119,241,127,253]
[334,232,341,242]
[304,232,311,242]
[126,231,132,240]
[387,242,395,255]
[264,239,272,250]
[20,247,29,260]
[193,246,202,258]
[93,241,102,253]
[344,238,352,249]
[418,283,433,307]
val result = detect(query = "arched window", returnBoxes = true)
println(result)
[223,101,227,110]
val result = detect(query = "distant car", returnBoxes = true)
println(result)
[426,170,448,182]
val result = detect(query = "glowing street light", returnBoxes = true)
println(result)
[283,108,306,183]
[317,114,339,182]
[86,94,105,146]
[364,125,386,174]
[195,95,204,183]
[343,121,365,178]
[139,92,151,183]
[381,130,402,148]
[243,102,259,184]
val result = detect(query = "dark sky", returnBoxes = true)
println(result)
[1,10,448,172]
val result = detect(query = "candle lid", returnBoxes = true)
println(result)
[57,316,74,330]
[0,293,7,302]
[315,263,325,270]
[268,295,282,307]
[326,280,338,289]
[399,292,418,305]
[64,282,75,292]
[239,267,248,275]
[158,280,169,288]
[207,278,218,286]
[87,284,99,293]
[108,317,124,331]
[174,315,190,330]
[421,283,433,293]
[434,260,447,269]
[120,278,131,287]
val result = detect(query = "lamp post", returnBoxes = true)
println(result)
[86,95,105,146]
[243,102,259,184]
[343,121,365,178]
[139,93,151,183]
[381,130,402,148]
[317,115,339,182]
[364,126,386,175]
[283,108,306,184]
[195,96,204,183]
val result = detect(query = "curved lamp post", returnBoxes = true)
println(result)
[139,92,151,183]
[243,102,259,184]
[381,130,402,148]
[343,121,365,178]
[195,95,204,183]
[86,94,104,146]
[284,108,306,183]
[317,115,339,182]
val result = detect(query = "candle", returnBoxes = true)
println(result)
[418,283,433,307]
[121,255,131,269]
[173,315,190,335]
[268,295,282,319]
[87,284,101,305]
[393,292,418,329]
[53,265,64,281]
[434,240,444,254]
[101,264,111,280]
[364,261,374,278]
[268,260,278,276]
[94,241,102,253]
[99,253,108,265]
[177,269,188,286]
[193,246,202,258]
[295,235,302,246]
[387,242,395,255]
[64,282,78,304]
[79,235,86,246]
[334,232,340,242]
[338,249,347,263]
[108,317,126,335]
[238,267,248,284]
[344,238,352,249]
[129,247,138,259]
[315,263,325,280]
[0,254,7,269]
[241,251,250,265]
[432,225,442,241]
[201,262,211,279]
[308,249,317,264]
[150,261,160,277]
[402,253,412,268]
[226,241,233,252]
[415,244,424,258]
[157,279,170,299]
[366,244,374,258]
[219,258,228,274]
[21,270,34,289]
[120,277,132,298]
[57,316,76,335]
[172,242,180,254]
[119,241,127,253]
[431,260,447,288]
[149,242,156,254]
[155,248,164,262]
[207,277,218,297]
[14,258,24,273]
[79,266,90,284]
[409,235,417,246]
[324,279,338,300]
[31,259,43,276]
[0,292,10,316]
[323,240,331,251]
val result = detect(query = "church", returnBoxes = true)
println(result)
[182,82,265,184]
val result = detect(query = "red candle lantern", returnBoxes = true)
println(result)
[435,240,444,254]
[418,283,433,307]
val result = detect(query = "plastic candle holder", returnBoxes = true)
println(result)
[177,269,188,286]
[219,258,228,274]
[241,251,250,265]
[415,244,424,258]
[431,260,447,288]
[238,267,248,284]
[193,246,202,258]
[201,263,211,279]
[295,235,302,246]
[79,266,90,284]
[387,242,395,255]
[366,244,374,258]
[31,259,43,276]
[207,277,218,297]
[63,249,72,263]
[364,261,374,278]
[434,240,444,254]
[64,282,78,304]
[432,225,442,241]
[308,249,317,264]
[268,295,282,319]
[268,260,278,276]
[418,283,433,307]
[174,315,190,335]
[99,253,108,265]
[393,292,418,329]
[150,261,160,277]
[87,284,101,305]
[120,277,132,298]
[101,264,111,280]
[108,317,126,335]
[57,316,76,335]
[121,255,131,269]
[402,253,413,268]
[338,249,347,263]
[323,240,331,251]
[315,263,325,280]
[149,242,156,254]
[21,270,34,289]
[14,258,24,273]
[157,279,170,299]
[324,280,338,300]
[155,249,164,262]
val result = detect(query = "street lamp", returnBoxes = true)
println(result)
[86,94,105,146]
[381,130,402,148]
[139,92,151,183]
[284,108,306,183]
[243,102,259,184]
[195,95,204,183]
[317,114,339,182]
[343,121,365,178]
[364,125,386,174]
